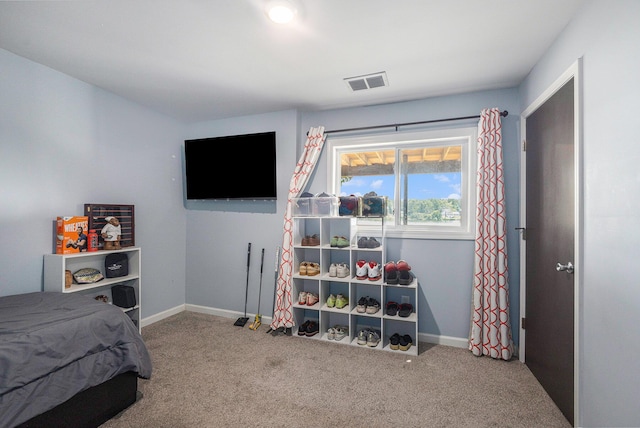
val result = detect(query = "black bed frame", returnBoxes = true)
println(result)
[16,371,138,428]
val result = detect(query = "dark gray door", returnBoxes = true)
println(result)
[524,78,575,425]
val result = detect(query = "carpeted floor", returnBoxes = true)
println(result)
[100,311,571,428]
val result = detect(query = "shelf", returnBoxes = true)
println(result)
[291,216,418,356]
[44,247,141,332]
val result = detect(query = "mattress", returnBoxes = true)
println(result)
[0,292,152,427]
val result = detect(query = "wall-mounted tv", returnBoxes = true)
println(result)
[184,131,277,200]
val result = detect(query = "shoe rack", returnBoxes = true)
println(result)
[291,216,418,356]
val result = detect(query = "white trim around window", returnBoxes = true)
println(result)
[327,126,478,240]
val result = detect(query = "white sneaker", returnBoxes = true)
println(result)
[329,263,337,277]
[367,261,381,281]
[367,330,381,347]
[334,326,348,341]
[327,327,336,340]
[356,260,368,280]
[337,263,350,278]
[297,291,308,305]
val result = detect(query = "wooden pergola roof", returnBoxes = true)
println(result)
[340,147,462,176]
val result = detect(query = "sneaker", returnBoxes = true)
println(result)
[396,260,411,271]
[298,320,310,336]
[356,260,368,280]
[329,263,337,277]
[334,326,348,341]
[336,236,349,248]
[389,333,401,350]
[398,270,414,286]
[335,294,349,309]
[356,296,368,313]
[326,294,336,308]
[306,321,319,337]
[306,262,320,276]
[357,329,370,346]
[384,261,399,284]
[367,237,381,248]
[336,263,350,278]
[297,291,308,305]
[330,236,339,247]
[365,298,380,314]
[367,330,381,347]
[306,292,319,306]
[367,261,381,281]
[399,334,413,351]
[357,237,369,248]
[327,327,336,340]
[299,261,308,276]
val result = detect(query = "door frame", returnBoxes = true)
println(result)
[518,58,583,426]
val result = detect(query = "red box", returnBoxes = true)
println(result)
[55,216,89,254]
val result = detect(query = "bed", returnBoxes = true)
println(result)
[0,291,152,428]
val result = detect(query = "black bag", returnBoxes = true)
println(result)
[105,253,128,278]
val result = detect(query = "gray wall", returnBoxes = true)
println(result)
[299,90,521,345]
[519,0,640,426]
[0,49,187,319]
[2,0,639,425]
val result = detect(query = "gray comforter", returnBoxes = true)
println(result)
[0,291,152,427]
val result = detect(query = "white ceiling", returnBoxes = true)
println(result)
[0,1,585,123]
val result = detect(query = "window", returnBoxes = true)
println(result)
[327,127,478,239]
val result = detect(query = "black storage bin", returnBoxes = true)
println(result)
[112,285,136,308]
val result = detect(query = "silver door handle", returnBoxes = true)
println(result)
[556,261,574,274]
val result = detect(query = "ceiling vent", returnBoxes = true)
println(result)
[344,72,388,92]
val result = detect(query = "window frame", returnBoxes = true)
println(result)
[327,126,478,240]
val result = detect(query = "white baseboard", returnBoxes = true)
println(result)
[185,304,273,326]
[140,304,185,327]
[143,304,471,349]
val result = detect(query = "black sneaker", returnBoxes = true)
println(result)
[298,321,310,336]
[305,321,319,337]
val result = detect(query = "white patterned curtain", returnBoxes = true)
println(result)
[469,108,514,360]
[269,126,326,330]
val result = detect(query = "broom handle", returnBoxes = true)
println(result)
[257,248,264,312]
[244,243,251,317]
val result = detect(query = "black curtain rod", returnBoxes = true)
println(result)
[321,110,508,135]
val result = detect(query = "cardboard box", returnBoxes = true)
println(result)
[55,216,89,254]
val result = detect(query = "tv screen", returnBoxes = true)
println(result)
[184,131,277,200]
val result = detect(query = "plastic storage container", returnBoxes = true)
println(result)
[292,196,339,217]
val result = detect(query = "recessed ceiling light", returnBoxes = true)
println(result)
[266,0,298,24]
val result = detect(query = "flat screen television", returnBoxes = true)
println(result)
[184,131,277,200]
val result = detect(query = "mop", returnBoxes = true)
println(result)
[249,248,265,330]
[234,243,251,327]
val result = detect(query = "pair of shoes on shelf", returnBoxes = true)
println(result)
[385,260,413,285]
[334,294,349,309]
[357,328,381,347]
[327,325,349,341]
[330,236,350,248]
[298,291,319,306]
[355,260,381,281]
[356,296,380,314]
[328,263,350,278]
[299,261,320,276]
[385,301,413,317]
[298,320,319,337]
[357,237,381,248]
[389,333,413,351]
[326,294,336,308]
[301,234,320,246]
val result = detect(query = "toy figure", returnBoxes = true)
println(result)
[101,216,122,250]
